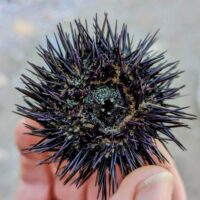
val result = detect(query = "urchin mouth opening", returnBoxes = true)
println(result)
[100,99,114,115]
[83,84,131,131]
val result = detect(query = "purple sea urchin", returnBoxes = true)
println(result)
[15,14,195,200]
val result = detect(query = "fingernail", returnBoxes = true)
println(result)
[135,171,174,200]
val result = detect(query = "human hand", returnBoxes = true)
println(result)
[16,118,186,200]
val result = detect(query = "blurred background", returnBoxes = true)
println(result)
[0,0,199,199]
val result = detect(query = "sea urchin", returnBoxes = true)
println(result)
[15,14,195,200]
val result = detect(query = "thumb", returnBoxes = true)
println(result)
[110,166,174,200]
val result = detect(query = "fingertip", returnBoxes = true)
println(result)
[110,166,170,200]
[154,140,187,200]
[135,170,174,200]
[110,140,186,200]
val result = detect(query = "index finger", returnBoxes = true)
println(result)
[15,118,55,200]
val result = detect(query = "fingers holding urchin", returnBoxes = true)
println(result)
[15,14,195,200]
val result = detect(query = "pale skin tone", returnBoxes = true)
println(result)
[16,118,187,200]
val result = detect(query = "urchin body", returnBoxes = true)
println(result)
[16,14,195,200]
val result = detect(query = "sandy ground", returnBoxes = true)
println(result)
[0,0,200,199]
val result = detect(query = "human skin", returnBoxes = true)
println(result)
[15,118,187,200]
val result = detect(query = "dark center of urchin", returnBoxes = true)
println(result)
[83,84,130,131]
